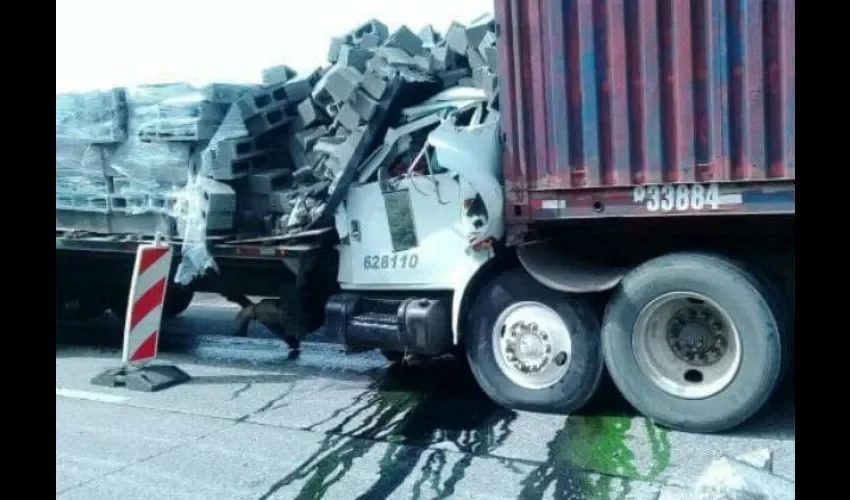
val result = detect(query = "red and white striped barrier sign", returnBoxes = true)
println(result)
[120,242,174,365]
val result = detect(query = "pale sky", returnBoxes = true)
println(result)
[56,0,493,93]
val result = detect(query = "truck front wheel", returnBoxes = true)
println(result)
[601,252,785,433]
[465,268,604,414]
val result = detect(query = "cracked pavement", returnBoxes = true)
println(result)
[56,294,795,499]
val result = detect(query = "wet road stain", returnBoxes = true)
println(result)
[260,359,669,499]
[59,322,673,499]
[259,359,519,499]
[229,382,253,401]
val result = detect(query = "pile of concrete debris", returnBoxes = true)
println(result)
[203,15,499,237]
[56,14,499,238]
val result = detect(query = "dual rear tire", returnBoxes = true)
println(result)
[463,252,788,433]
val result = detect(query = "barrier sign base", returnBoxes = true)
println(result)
[91,364,190,392]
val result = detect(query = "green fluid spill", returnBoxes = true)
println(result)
[519,416,672,499]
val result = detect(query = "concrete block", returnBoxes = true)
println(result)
[439,68,472,88]
[137,120,219,142]
[328,37,345,63]
[216,137,262,159]
[445,22,469,55]
[336,103,365,132]
[287,133,308,167]
[237,81,291,119]
[295,126,329,150]
[347,19,389,45]
[200,178,237,213]
[338,45,373,73]
[326,66,365,102]
[327,126,368,175]
[383,25,423,56]
[209,138,259,180]
[200,83,255,103]
[412,54,435,72]
[323,101,341,118]
[108,194,146,213]
[478,31,498,53]
[251,194,270,213]
[203,211,235,231]
[465,23,491,51]
[244,103,295,137]
[361,71,390,100]
[311,65,364,107]
[418,25,442,47]
[430,46,464,72]
[246,150,289,173]
[377,46,416,66]
[366,56,392,74]
[250,168,292,193]
[297,98,328,128]
[467,48,488,70]
[262,64,297,86]
[282,76,315,104]
[359,33,381,49]
[348,89,381,121]
[254,130,287,151]
[269,190,298,212]
[484,45,499,73]
[293,165,318,184]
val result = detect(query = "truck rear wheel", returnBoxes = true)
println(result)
[601,252,785,433]
[162,287,194,319]
[465,268,604,414]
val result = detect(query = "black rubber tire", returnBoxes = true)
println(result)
[56,288,110,322]
[465,268,604,414]
[381,350,404,363]
[162,287,195,319]
[601,252,785,433]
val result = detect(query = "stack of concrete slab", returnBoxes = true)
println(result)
[56,83,253,234]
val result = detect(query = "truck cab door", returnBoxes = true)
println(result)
[336,148,470,290]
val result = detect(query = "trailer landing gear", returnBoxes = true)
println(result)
[92,364,190,392]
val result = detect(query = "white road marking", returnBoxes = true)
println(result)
[56,388,129,404]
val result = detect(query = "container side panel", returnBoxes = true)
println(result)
[496,0,795,222]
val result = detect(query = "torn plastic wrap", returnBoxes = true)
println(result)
[173,105,250,285]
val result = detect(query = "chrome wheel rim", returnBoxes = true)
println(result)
[632,292,742,399]
[492,301,572,390]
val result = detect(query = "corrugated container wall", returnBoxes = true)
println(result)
[495,0,795,219]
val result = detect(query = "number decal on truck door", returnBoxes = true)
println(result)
[363,253,419,270]
[633,183,720,212]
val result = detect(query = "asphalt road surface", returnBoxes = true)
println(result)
[56,294,795,499]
